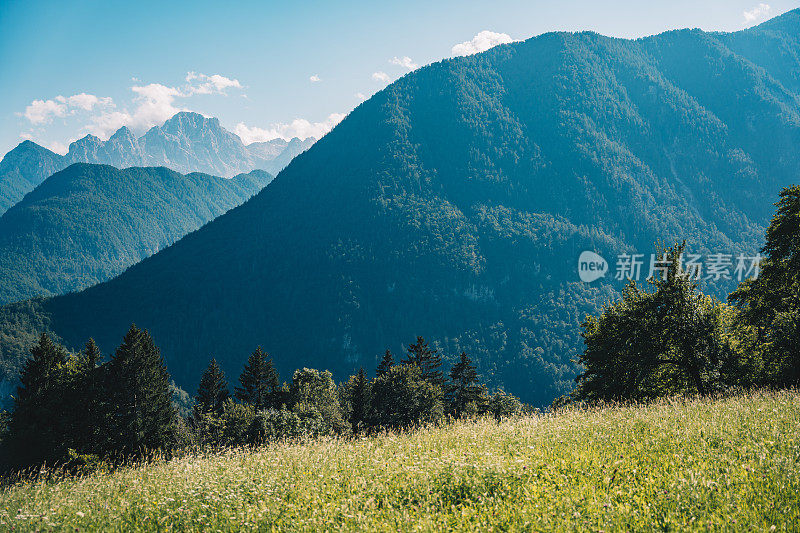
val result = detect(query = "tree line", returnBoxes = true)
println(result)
[0,330,524,474]
[568,185,800,403]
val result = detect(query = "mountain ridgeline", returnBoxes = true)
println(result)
[0,164,271,304]
[3,12,800,405]
[0,112,314,215]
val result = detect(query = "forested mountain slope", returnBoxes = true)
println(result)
[0,164,271,305]
[2,11,800,405]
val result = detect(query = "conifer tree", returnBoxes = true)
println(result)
[235,347,280,410]
[350,367,369,433]
[376,349,394,377]
[106,325,175,456]
[5,333,71,468]
[195,358,230,415]
[446,352,486,417]
[730,185,800,387]
[74,338,106,454]
[402,336,445,388]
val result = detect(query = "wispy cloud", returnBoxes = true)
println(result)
[22,93,114,125]
[389,56,418,70]
[743,3,771,24]
[234,112,346,144]
[371,71,391,83]
[451,30,514,57]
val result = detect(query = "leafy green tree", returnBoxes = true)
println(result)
[446,352,486,417]
[4,333,71,469]
[369,364,444,429]
[487,390,526,420]
[289,368,349,435]
[402,337,444,388]
[730,185,800,387]
[105,325,175,457]
[376,350,394,377]
[195,358,229,416]
[235,347,280,410]
[574,243,736,402]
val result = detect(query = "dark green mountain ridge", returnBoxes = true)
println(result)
[2,11,800,405]
[0,163,271,305]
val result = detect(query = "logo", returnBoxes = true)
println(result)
[578,251,608,283]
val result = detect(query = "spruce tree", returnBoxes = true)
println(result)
[74,338,106,454]
[235,347,280,410]
[5,333,71,469]
[376,349,394,377]
[446,352,485,417]
[106,325,175,457]
[195,358,230,415]
[402,336,445,388]
[350,367,369,433]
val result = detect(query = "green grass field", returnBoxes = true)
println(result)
[1,390,798,531]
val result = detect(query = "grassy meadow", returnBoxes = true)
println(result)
[1,390,798,531]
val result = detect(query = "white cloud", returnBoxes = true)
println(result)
[743,3,771,24]
[390,56,418,70]
[355,92,367,101]
[185,72,243,95]
[22,93,114,125]
[309,74,321,83]
[235,112,346,144]
[372,71,391,83]
[23,99,67,125]
[451,30,514,57]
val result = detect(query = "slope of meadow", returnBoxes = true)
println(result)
[1,391,798,531]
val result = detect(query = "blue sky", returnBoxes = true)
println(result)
[1,0,798,156]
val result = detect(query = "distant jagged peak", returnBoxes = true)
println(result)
[108,125,136,141]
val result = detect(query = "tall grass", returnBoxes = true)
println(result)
[1,390,798,531]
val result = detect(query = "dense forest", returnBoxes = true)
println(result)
[1,183,796,476]
[1,12,800,407]
[0,329,524,473]
[0,164,272,305]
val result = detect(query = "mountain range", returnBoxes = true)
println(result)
[0,112,314,215]
[2,11,800,406]
[0,164,271,305]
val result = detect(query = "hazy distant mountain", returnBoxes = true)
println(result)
[3,11,800,405]
[0,141,65,215]
[0,163,272,305]
[0,112,315,215]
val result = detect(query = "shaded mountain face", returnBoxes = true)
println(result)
[0,163,272,305]
[0,141,65,215]
[0,112,314,216]
[3,12,800,406]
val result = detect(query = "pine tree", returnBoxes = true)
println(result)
[195,358,230,415]
[402,336,445,388]
[350,367,369,433]
[376,349,394,377]
[106,325,175,457]
[446,352,486,417]
[74,338,106,454]
[235,347,280,410]
[5,333,71,469]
